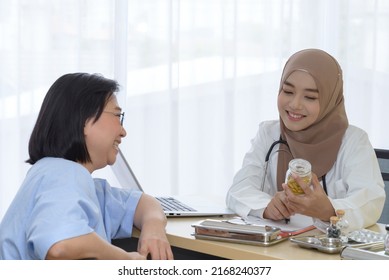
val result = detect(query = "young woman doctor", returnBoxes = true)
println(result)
[0,73,173,260]
[226,49,385,231]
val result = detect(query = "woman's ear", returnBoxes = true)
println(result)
[84,118,93,136]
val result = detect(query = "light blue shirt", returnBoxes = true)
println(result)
[0,157,142,260]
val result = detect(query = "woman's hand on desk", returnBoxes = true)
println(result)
[137,220,174,260]
[263,191,294,221]
[134,193,174,260]
[283,173,335,221]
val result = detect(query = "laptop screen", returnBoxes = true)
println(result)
[111,149,144,192]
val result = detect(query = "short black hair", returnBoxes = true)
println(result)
[27,73,120,165]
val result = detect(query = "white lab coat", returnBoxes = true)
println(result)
[226,120,385,231]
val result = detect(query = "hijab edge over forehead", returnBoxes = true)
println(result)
[276,49,348,188]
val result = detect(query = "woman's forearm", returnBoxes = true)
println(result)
[45,232,144,260]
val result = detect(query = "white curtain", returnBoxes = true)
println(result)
[1,0,389,219]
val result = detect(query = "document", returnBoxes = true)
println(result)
[243,214,315,234]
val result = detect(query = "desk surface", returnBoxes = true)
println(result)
[150,216,386,260]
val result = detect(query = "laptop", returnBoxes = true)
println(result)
[111,149,234,217]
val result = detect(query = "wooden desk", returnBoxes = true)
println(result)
[126,217,386,260]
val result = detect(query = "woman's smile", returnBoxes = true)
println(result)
[286,111,306,121]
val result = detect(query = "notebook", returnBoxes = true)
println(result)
[111,149,234,217]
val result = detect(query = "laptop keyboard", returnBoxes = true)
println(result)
[156,197,197,212]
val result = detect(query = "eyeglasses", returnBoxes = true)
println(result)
[103,111,125,126]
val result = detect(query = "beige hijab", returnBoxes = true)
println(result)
[276,49,348,189]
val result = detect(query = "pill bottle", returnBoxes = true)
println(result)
[385,224,389,255]
[326,216,341,239]
[285,158,312,195]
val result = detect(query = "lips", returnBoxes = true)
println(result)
[113,141,120,150]
[287,111,305,121]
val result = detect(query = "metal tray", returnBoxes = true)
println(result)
[193,233,288,247]
[290,235,386,255]
[289,236,344,254]
[341,242,389,260]
[192,219,281,243]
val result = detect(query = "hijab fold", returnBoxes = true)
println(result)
[276,49,349,189]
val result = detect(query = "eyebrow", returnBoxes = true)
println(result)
[283,81,319,93]
[113,106,122,112]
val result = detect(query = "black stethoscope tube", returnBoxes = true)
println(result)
[263,136,327,194]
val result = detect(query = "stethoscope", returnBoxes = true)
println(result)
[261,136,328,194]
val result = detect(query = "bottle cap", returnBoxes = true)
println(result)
[336,209,345,217]
[288,159,311,176]
[330,216,339,224]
